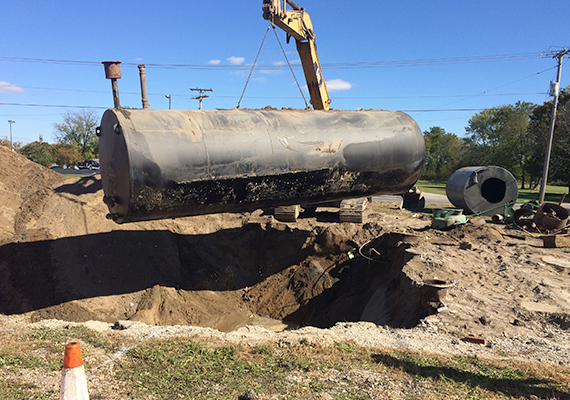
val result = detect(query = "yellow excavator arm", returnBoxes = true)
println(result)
[262,0,331,110]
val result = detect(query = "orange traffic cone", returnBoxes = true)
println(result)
[59,342,89,400]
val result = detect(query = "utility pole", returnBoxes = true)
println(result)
[165,95,172,110]
[538,48,570,204]
[8,120,15,151]
[190,88,213,110]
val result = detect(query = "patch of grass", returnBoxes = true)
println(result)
[251,343,273,356]
[118,339,352,398]
[417,180,447,196]
[371,349,570,399]
[0,336,61,372]
[0,382,56,400]
[0,353,56,370]
[2,330,570,399]
[120,339,277,398]
[0,325,122,371]
[20,326,117,352]
[115,338,570,399]
[0,325,125,399]
[517,185,567,203]
[417,180,568,204]
[335,341,356,353]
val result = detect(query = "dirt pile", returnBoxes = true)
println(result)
[1,144,570,352]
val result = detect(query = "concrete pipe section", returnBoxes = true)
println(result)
[98,108,425,223]
[446,166,518,216]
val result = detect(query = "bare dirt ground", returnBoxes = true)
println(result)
[1,144,570,370]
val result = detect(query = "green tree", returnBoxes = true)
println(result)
[52,143,83,167]
[422,127,462,181]
[53,110,99,159]
[527,87,570,191]
[462,102,535,188]
[18,138,54,167]
[0,136,23,150]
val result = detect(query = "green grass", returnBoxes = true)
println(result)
[0,326,123,400]
[517,185,567,203]
[116,338,570,399]
[1,327,569,399]
[21,326,117,353]
[417,180,568,204]
[0,384,56,400]
[416,180,448,196]
[118,339,318,398]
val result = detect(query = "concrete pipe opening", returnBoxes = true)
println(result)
[446,166,518,216]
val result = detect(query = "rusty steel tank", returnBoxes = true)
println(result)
[98,108,425,223]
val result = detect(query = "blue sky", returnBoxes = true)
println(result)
[1,0,569,145]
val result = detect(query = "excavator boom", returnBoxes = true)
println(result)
[262,0,330,110]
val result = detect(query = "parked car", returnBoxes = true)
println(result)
[77,159,100,170]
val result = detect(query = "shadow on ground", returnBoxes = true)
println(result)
[372,352,570,399]
[0,223,430,329]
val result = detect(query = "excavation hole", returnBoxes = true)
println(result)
[6,223,431,331]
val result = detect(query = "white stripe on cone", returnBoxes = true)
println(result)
[59,365,89,400]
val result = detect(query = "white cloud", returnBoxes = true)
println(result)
[135,57,144,62]
[208,59,221,65]
[273,61,287,66]
[0,81,23,94]
[259,69,284,75]
[227,56,245,65]
[326,79,352,92]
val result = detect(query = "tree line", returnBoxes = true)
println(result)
[3,110,99,168]
[422,86,570,192]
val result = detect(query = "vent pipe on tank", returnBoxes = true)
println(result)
[138,64,150,110]
[102,61,122,109]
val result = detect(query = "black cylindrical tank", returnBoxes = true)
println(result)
[98,108,425,223]
[446,166,519,216]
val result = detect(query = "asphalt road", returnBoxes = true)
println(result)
[373,193,451,206]
[52,168,99,175]
[373,193,570,211]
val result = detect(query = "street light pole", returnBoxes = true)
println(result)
[7,120,15,151]
[165,95,172,110]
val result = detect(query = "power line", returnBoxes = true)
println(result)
[399,108,484,113]
[0,102,107,109]
[0,52,545,70]
[326,52,541,68]
[328,93,545,100]
[435,66,557,109]
[8,84,546,100]
[0,101,485,113]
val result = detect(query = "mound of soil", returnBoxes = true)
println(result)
[1,144,570,348]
